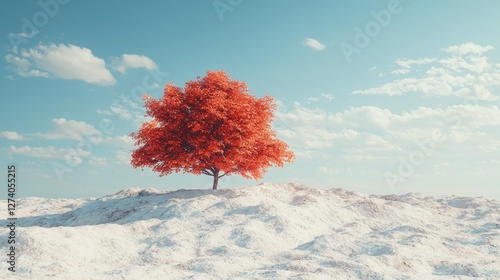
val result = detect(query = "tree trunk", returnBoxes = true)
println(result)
[212,168,219,190]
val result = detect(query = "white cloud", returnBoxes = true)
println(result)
[305,94,335,102]
[37,118,101,141]
[10,145,90,159]
[439,56,491,73]
[5,43,116,85]
[112,54,158,74]
[89,156,108,167]
[0,131,24,140]
[283,103,500,131]
[5,54,50,78]
[102,135,135,148]
[443,42,494,56]
[395,57,436,70]
[115,150,131,165]
[341,155,377,162]
[97,109,113,115]
[63,154,83,165]
[275,102,500,162]
[303,38,325,51]
[8,31,38,39]
[110,105,133,120]
[318,166,352,174]
[355,43,500,101]
[99,97,145,126]
[321,93,335,100]
[391,68,410,75]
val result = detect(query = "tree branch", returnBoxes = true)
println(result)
[202,170,213,176]
[218,173,227,179]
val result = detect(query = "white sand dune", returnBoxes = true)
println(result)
[1,183,499,279]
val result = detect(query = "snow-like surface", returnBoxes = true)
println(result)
[1,183,499,279]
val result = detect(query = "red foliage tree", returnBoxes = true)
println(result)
[130,70,294,189]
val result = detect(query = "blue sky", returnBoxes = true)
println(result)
[1,0,500,199]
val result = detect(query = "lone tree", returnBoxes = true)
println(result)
[130,70,294,189]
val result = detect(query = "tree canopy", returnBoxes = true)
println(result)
[130,70,294,189]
